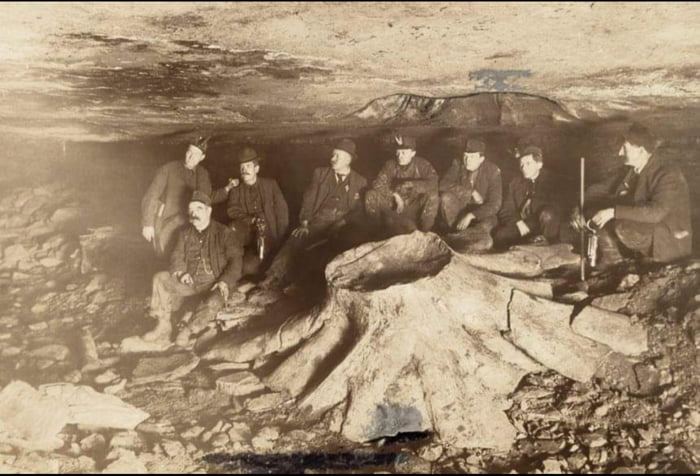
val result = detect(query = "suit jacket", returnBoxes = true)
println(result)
[141,160,212,228]
[212,178,289,249]
[169,220,243,289]
[371,156,438,202]
[499,170,558,225]
[439,159,502,221]
[300,167,368,224]
[585,154,692,262]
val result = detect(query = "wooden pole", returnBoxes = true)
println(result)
[580,157,586,282]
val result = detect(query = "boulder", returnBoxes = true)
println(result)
[28,344,70,361]
[39,383,149,430]
[215,372,266,397]
[0,381,69,451]
[102,450,148,474]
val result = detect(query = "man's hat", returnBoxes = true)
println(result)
[464,138,486,155]
[237,147,260,164]
[394,134,417,151]
[190,190,212,207]
[334,138,357,158]
[520,145,544,162]
[190,136,210,154]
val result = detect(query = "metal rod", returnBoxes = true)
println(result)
[580,157,586,282]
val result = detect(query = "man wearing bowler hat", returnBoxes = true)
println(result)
[365,134,439,237]
[142,190,243,347]
[438,138,502,252]
[262,138,368,289]
[212,146,289,278]
[141,136,213,258]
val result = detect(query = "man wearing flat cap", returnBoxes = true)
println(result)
[438,138,502,252]
[365,134,439,237]
[142,190,243,347]
[141,136,213,258]
[493,146,564,249]
[570,123,692,267]
[263,138,368,289]
[211,146,289,278]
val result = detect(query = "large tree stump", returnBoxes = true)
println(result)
[202,232,649,450]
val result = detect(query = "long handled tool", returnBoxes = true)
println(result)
[580,157,586,282]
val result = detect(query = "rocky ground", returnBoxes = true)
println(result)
[0,183,697,474]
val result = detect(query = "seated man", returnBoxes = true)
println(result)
[212,147,289,279]
[365,135,439,237]
[571,123,692,267]
[144,190,243,347]
[263,138,368,289]
[141,136,212,258]
[438,138,502,252]
[493,146,564,249]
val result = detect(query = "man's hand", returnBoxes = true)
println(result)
[142,226,155,243]
[393,193,405,214]
[224,178,240,193]
[456,213,475,231]
[211,281,229,301]
[292,221,310,238]
[471,190,484,205]
[516,220,531,237]
[179,272,194,286]
[570,207,586,232]
[591,208,615,229]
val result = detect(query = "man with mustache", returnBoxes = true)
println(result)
[262,138,368,290]
[212,147,289,279]
[570,123,692,267]
[141,136,212,258]
[364,134,439,237]
[143,190,243,347]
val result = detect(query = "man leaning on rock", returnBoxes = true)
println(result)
[143,190,243,348]
[570,123,692,268]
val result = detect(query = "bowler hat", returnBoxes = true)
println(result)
[237,147,260,164]
[394,134,417,150]
[190,190,212,207]
[190,136,210,154]
[464,138,486,155]
[334,138,357,158]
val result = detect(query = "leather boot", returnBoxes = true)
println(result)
[596,227,624,268]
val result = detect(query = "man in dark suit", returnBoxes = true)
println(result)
[262,138,368,289]
[364,135,440,237]
[141,136,212,258]
[144,190,243,347]
[438,138,502,252]
[212,147,289,279]
[493,146,564,249]
[571,123,692,266]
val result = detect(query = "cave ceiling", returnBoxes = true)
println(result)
[0,2,699,142]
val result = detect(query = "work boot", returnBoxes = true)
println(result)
[595,227,624,269]
[142,315,172,343]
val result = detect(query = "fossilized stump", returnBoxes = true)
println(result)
[202,232,650,450]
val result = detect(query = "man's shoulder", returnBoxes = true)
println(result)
[259,177,282,189]
[414,155,436,170]
[482,160,501,176]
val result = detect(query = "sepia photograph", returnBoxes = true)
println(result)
[0,1,698,473]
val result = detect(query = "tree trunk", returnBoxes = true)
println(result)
[202,232,649,450]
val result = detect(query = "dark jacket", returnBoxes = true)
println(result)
[586,154,692,262]
[141,160,212,228]
[499,170,558,225]
[300,167,368,224]
[439,159,502,221]
[371,156,438,202]
[212,178,289,249]
[170,220,243,289]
